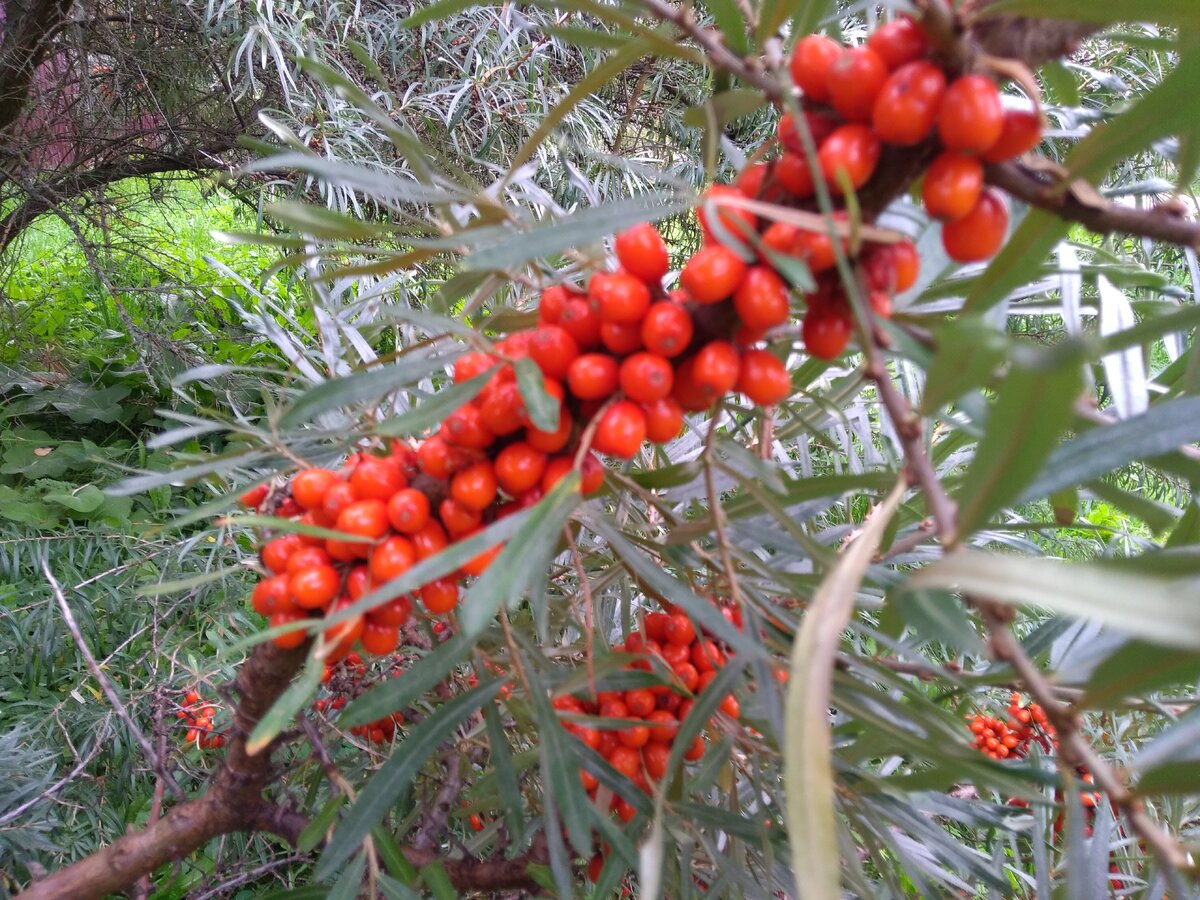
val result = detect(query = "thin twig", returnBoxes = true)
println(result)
[42,558,186,802]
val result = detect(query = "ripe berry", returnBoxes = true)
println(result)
[942,189,1008,262]
[291,468,338,511]
[640,302,693,357]
[641,397,685,443]
[593,401,647,459]
[681,245,748,303]
[579,452,606,495]
[624,688,656,717]
[525,406,574,453]
[863,239,920,293]
[360,620,400,655]
[528,325,580,380]
[538,285,572,324]
[368,594,413,627]
[454,351,496,382]
[411,519,448,560]
[646,710,679,743]
[777,110,837,154]
[559,297,603,348]
[618,725,650,749]
[290,565,340,609]
[441,404,494,450]
[692,341,741,396]
[643,740,671,780]
[336,500,390,541]
[590,271,652,324]
[251,575,294,616]
[734,266,790,330]
[439,497,482,537]
[665,613,696,646]
[271,611,309,649]
[737,349,792,406]
[349,456,406,502]
[938,74,1004,154]
[240,484,268,509]
[420,577,459,614]
[615,223,669,284]
[867,18,929,69]
[262,534,304,575]
[872,60,946,145]
[980,108,1043,163]
[922,151,984,221]
[827,47,889,122]
[416,436,460,479]
[802,307,853,360]
[619,352,674,403]
[567,353,620,400]
[450,461,498,511]
[600,320,644,355]
[386,488,430,534]
[818,124,881,193]
[773,152,815,198]
[683,735,706,762]
[789,34,842,103]
[462,543,503,576]
[672,357,716,411]
[494,442,548,496]
[286,545,333,575]
[369,535,417,582]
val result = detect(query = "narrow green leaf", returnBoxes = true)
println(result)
[963,212,1071,313]
[376,368,495,437]
[681,89,766,128]
[1082,642,1200,709]
[372,826,421,884]
[223,514,373,543]
[954,354,1082,537]
[300,796,345,853]
[1019,396,1200,502]
[342,634,472,727]
[378,874,420,900]
[707,0,750,54]
[266,200,391,240]
[246,650,323,756]
[785,479,905,900]
[402,0,501,27]
[317,681,505,877]
[919,318,1008,414]
[281,356,451,428]
[135,565,241,598]
[513,357,560,433]
[464,190,691,272]
[418,864,456,900]
[483,703,525,840]
[527,668,593,857]
[891,591,984,656]
[907,550,1200,649]
[1135,762,1200,795]
[459,476,579,638]
[328,853,366,900]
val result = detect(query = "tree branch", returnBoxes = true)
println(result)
[0,0,76,134]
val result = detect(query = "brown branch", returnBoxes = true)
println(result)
[16,640,312,900]
[410,750,466,852]
[399,839,551,892]
[986,161,1200,251]
[976,601,1196,874]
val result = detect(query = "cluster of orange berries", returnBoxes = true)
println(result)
[311,650,410,745]
[552,609,740,877]
[177,689,226,750]
[967,693,1055,759]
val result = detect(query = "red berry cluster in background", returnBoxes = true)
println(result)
[310,650,410,746]
[553,608,742,880]
[967,692,1055,759]
[177,689,226,750]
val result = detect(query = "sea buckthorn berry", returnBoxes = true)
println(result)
[290,565,340,609]
[441,404,495,450]
[559,297,603,349]
[567,353,620,400]
[618,725,650,749]
[642,740,671,780]
[869,291,893,318]
[538,285,572,325]
[387,488,430,535]
[615,223,670,285]
[777,110,837,155]
[641,302,693,357]
[619,352,674,403]
[591,271,652,324]
[790,34,842,103]
[271,612,309,649]
[360,620,400,656]
[439,497,482,537]
[735,163,769,200]
[646,710,679,743]
[462,543,503,576]
[262,534,304,574]
[680,245,748,303]
[454,351,496,382]
[607,744,642,780]
[981,107,1043,163]
[321,480,358,522]
[922,151,984,221]
[368,594,413,627]
[734,266,790,330]
[494,441,548,496]
[641,396,685,443]
[600,320,644,355]
[275,497,300,519]
[942,188,1008,262]
[580,452,605,495]
[240,483,268,509]
[773,152,815,198]
[818,124,881,193]
[802,307,853,360]
[594,400,647,459]
[291,468,338,511]
[478,380,523,436]
[349,455,406,502]
[692,638,725,671]
[286,545,333,575]
[696,184,757,246]
[336,499,390,541]
[938,74,1004,154]
[665,613,696,646]
[450,461,498,512]
[411,519,448,560]
[495,331,532,360]
[693,340,741,396]
[863,238,920,294]
[323,605,365,662]
[528,325,580,380]
[872,60,947,145]
[515,376,564,428]
[672,357,716,411]
[867,17,929,69]
[624,688,656,718]
[683,735,706,762]
[525,406,573,453]
[827,46,889,122]
[420,577,459,614]
[251,574,294,616]
[369,535,416,582]
[540,456,573,494]
[738,349,792,406]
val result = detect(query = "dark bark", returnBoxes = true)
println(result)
[0,0,76,134]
